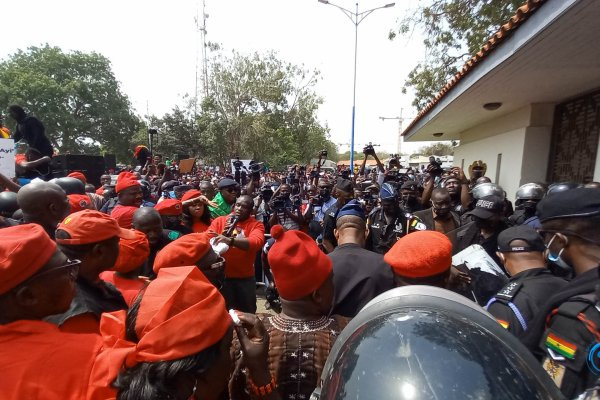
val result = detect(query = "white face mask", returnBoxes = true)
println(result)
[546,234,571,272]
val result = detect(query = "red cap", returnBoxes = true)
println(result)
[117,171,136,181]
[96,266,231,385]
[0,224,57,294]
[181,189,203,202]
[67,194,93,214]
[56,210,137,245]
[267,225,332,300]
[154,199,183,216]
[110,205,138,229]
[384,231,452,278]
[116,178,140,194]
[112,230,150,273]
[67,171,87,183]
[153,233,212,274]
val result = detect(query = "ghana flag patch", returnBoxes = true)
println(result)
[546,333,577,359]
[497,319,509,329]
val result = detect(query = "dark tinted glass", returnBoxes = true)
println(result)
[322,309,556,399]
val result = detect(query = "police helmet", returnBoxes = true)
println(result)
[516,183,545,201]
[312,286,563,400]
[50,177,85,195]
[0,191,18,217]
[547,182,581,195]
[471,182,505,200]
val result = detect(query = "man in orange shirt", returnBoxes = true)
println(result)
[209,195,265,312]
[0,224,102,400]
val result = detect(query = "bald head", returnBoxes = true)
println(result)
[17,182,69,230]
[335,215,367,247]
[132,206,161,227]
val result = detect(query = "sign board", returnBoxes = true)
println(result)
[0,139,15,178]
[230,159,254,172]
[178,158,197,174]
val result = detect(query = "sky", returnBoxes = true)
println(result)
[1,0,442,155]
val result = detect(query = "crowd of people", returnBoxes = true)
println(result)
[1,105,600,399]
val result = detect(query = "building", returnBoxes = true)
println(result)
[401,0,600,199]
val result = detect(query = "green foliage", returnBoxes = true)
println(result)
[392,0,524,110]
[416,141,455,156]
[184,50,336,169]
[0,45,141,161]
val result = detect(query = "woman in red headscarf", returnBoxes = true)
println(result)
[180,190,213,234]
[92,266,279,400]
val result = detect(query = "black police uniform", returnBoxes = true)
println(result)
[366,207,424,254]
[486,268,568,338]
[322,202,342,249]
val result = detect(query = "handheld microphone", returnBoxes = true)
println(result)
[224,216,239,237]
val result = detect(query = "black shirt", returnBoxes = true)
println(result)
[13,116,53,158]
[329,243,394,318]
[366,207,419,255]
[486,268,568,339]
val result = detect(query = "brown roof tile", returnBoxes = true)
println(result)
[402,0,547,136]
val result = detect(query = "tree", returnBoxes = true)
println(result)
[417,142,455,156]
[196,50,337,169]
[390,0,523,110]
[0,45,141,161]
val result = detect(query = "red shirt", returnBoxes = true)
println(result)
[192,220,210,233]
[0,320,103,400]
[110,205,138,228]
[209,215,265,278]
[99,271,149,307]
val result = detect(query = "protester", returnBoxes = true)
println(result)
[153,232,225,288]
[132,207,180,277]
[231,224,345,400]
[0,224,102,399]
[98,229,150,306]
[16,181,70,239]
[209,178,239,218]
[414,187,461,234]
[328,200,394,317]
[47,210,133,333]
[199,179,216,200]
[94,266,279,400]
[485,225,567,338]
[8,105,53,158]
[154,198,185,232]
[522,188,600,398]
[180,189,213,233]
[209,195,265,312]
[384,230,453,288]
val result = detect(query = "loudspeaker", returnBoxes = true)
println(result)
[51,155,106,187]
[104,153,116,171]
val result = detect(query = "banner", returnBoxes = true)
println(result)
[0,139,15,178]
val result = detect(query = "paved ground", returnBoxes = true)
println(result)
[255,285,277,315]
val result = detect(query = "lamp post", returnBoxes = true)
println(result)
[318,0,395,175]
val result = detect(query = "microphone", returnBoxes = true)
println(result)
[224,216,239,237]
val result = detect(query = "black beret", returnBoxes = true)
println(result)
[336,178,353,194]
[537,188,600,222]
[217,178,238,189]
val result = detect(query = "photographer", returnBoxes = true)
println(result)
[254,183,275,229]
[303,178,337,239]
[310,150,329,186]
[359,143,385,185]
[268,184,303,231]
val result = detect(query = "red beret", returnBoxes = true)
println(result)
[154,199,183,216]
[384,231,452,279]
[96,267,231,386]
[112,230,150,273]
[153,233,211,274]
[67,171,87,183]
[267,225,332,300]
[181,189,203,203]
[117,171,136,181]
[56,210,137,245]
[67,194,93,214]
[0,224,57,294]
[116,178,140,194]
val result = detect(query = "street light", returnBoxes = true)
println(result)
[318,1,395,175]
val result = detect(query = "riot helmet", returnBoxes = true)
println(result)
[547,182,581,195]
[515,183,546,211]
[313,286,563,400]
[471,182,505,200]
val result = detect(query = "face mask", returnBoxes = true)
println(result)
[402,195,417,205]
[433,206,451,217]
[319,189,330,200]
[545,234,572,272]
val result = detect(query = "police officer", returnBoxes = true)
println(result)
[509,183,545,227]
[486,225,568,339]
[367,183,424,255]
[521,188,600,399]
[321,178,353,253]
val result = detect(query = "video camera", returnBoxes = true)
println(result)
[427,156,443,175]
[248,160,264,180]
[319,149,328,158]
[363,143,376,155]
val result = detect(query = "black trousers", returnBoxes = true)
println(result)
[222,277,256,313]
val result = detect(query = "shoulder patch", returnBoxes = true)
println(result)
[167,230,181,241]
[495,281,523,302]
[545,332,577,359]
[497,319,509,329]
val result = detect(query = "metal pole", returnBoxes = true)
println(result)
[350,3,358,176]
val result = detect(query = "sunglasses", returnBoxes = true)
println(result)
[224,187,239,193]
[20,259,81,286]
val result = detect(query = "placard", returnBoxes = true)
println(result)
[0,139,15,178]
[178,158,197,174]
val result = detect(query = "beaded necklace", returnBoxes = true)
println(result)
[269,315,332,333]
